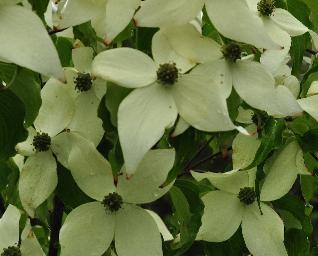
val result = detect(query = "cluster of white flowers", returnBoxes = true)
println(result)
[0,0,317,255]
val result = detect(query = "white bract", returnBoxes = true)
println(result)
[191,169,288,256]
[232,124,261,170]
[0,205,45,256]
[0,2,63,78]
[53,0,140,44]
[91,28,246,174]
[15,78,104,216]
[59,148,175,256]
[161,24,302,117]
[261,140,310,201]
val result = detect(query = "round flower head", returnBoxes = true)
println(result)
[0,205,44,256]
[15,74,104,217]
[191,169,288,256]
[59,146,175,256]
[91,24,246,174]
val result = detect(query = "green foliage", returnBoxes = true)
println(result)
[0,89,27,161]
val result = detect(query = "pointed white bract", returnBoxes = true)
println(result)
[0,5,63,78]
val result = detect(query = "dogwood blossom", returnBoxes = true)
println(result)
[91,30,245,173]
[59,148,175,256]
[191,169,288,256]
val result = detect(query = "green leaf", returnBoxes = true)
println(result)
[73,21,97,52]
[300,58,318,97]
[27,0,50,20]
[301,0,318,31]
[8,69,41,127]
[56,164,93,213]
[300,175,318,202]
[299,129,318,152]
[0,89,27,161]
[0,62,17,85]
[0,159,18,191]
[290,33,310,77]
[285,229,311,256]
[55,37,73,67]
[245,119,285,169]
[105,83,131,127]
[288,114,318,136]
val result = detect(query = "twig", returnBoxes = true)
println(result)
[48,28,68,35]
[48,196,64,256]
[0,195,5,218]
[306,49,317,55]
[181,136,214,173]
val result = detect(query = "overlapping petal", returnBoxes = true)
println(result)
[172,71,236,132]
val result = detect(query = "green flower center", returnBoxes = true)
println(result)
[157,63,179,86]
[74,73,93,92]
[257,0,276,16]
[32,132,51,152]
[238,187,256,205]
[222,43,242,62]
[1,246,21,256]
[102,192,123,212]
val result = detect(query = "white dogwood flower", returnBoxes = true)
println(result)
[59,148,175,256]
[191,169,288,256]
[91,28,245,174]
[0,1,63,78]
